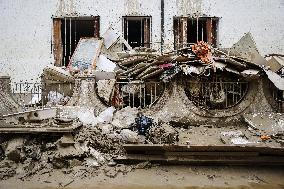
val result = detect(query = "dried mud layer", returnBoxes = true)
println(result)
[0,123,284,189]
[0,165,284,189]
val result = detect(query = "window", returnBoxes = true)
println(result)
[184,73,249,110]
[269,81,284,112]
[173,17,218,49]
[53,16,100,66]
[123,16,151,49]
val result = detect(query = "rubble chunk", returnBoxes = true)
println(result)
[111,106,138,128]
[119,129,139,143]
[97,79,116,104]
[147,123,178,144]
[57,134,75,147]
[5,138,25,163]
[0,160,16,180]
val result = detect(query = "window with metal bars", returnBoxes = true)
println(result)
[123,16,151,49]
[173,17,218,49]
[269,81,284,112]
[184,74,249,110]
[52,16,100,67]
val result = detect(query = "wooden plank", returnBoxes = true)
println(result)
[0,123,81,133]
[206,18,212,45]
[53,18,63,67]
[94,17,100,38]
[123,144,284,155]
[164,151,259,157]
[115,154,284,166]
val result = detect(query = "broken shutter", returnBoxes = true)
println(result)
[53,18,63,66]
[94,17,100,38]
[206,18,213,45]
[174,17,187,49]
[143,18,151,48]
[174,17,218,49]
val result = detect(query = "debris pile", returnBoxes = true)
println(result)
[147,123,179,144]
[0,104,180,180]
[0,28,284,183]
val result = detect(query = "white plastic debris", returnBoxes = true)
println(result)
[264,69,284,90]
[241,69,259,76]
[181,65,204,75]
[221,130,243,137]
[231,137,249,145]
[46,91,65,106]
[77,107,97,125]
[96,55,116,72]
[102,27,120,49]
[96,106,116,123]
[77,107,115,126]
[29,94,41,105]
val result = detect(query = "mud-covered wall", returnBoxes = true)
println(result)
[0,0,284,83]
[148,78,273,125]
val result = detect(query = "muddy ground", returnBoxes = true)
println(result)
[1,165,284,189]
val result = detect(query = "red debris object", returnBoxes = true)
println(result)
[111,84,124,107]
[158,63,174,69]
[191,41,212,64]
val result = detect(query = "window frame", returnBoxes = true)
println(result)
[173,16,219,49]
[122,16,152,49]
[52,16,100,67]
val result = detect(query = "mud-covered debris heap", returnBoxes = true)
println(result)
[0,106,180,180]
[115,40,262,83]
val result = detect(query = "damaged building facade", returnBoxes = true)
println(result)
[0,0,284,185]
[0,0,284,83]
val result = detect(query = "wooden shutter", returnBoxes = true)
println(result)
[53,18,63,66]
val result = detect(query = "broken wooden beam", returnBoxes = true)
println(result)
[115,144,284,165]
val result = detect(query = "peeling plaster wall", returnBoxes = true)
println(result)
[0,0,283,83]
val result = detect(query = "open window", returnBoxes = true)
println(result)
[53,16,100,67]
[174,17,218,49]
[123,16,151,49]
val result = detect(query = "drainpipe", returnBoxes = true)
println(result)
[161,0,164,53]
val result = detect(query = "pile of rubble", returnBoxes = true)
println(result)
[0,28,284,181]
[41,30,284,109]
[0,106,179,180]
